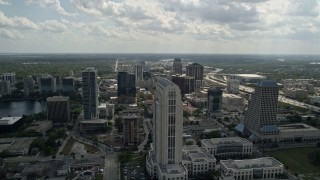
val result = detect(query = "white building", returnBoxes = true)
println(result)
[227,78,240,94]
[201,137,253,159]
[310,96,320,104]
[222,93,245,112]
[220,157,285,180]
[282,79,315,94]
[285,88,308,99]
[134,64,143,82]
[278,123,320,142]
[234,74,266,83]
[98,103,107,118]
[0,80,11,95]
[82,67,98,120]
[146,78,188,180]
[23,76,34,97]
[182,145,216,178]
[2,73,16,84]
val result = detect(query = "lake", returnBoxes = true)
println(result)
[0,100,47,117]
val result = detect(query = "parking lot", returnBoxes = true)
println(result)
[122,163,149,180]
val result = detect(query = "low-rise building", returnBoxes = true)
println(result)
[201,137,253,159]
[222,93,245,112]
[79,119,108,133]
[285,88,308,99]
[0,117,23,133]
[220,157,285,180]
[278,123,320,142]
[98,103,107,118]
[182,145,216,178]
[310,96,320,104]
[234,74,266,84]
[146,144,188,180]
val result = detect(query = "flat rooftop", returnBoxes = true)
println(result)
[122,114,139,119]
[221,157,283,170]
[235,74,266,78]
[47,96,69,101]
[278,123,320,132]
[0,117,22,125]
[159,163,187,175]
[223,93,243,98]
[98,103,106,108]
[201,137,252,147]
[80,119,108,124]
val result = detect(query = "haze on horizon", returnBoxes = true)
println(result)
[0,0,319,54]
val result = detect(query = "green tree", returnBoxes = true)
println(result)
[183,110,191,118]
[114,117,123,133]
[117,152,132,164]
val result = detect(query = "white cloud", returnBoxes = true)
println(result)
[0,0,320,53]
[0,28,22,39]
[40,20,68,32]
[25,0,77,16]
[0,0,10,5]
[0,11,38,30]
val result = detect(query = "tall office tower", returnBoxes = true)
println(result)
[173,58,182,75]
[47,96,70,126]
[82,67,98,120]
[146,78,188,180]
[62,77,74,92]
[121,108,141,147]
[40,75,57,93]
[227,75,240,94]
[0,80,11,95]
[117,72,136,104]
[172,75,195,96]
[186,63,204,80]
[134,64,143,82]
[23,76,34,97]
[244,80,279,140]
[207,88,223,113]
[2,73,16,85]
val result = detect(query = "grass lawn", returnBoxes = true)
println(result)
[267,147,320,175]
[83,143,100,154]
[278,101,308,113]
[61,136,100,155]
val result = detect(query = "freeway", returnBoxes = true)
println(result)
[205,75,320,113]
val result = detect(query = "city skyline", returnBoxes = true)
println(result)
[0,0,320,54]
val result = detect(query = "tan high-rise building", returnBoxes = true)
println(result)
[146,78,188,180]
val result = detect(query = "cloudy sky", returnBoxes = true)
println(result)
[0,0,319,54]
